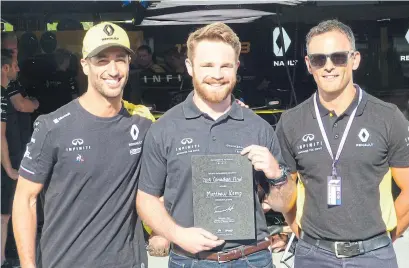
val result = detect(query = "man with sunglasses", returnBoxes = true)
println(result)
[276,19,409,267]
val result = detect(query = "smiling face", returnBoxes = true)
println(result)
[305,30,361,96]
[186,40,239,103]
[81,47,130,99]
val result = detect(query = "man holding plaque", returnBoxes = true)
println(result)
[136,22,296,267]
[276,20,409,267]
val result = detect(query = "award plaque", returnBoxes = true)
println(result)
[191,154,255,240]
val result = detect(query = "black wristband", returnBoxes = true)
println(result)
[268,165,289,187]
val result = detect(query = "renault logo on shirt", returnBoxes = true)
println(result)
[358,128,370,143]
[130,125,139,141]
[302,134,315,142]
[356,128,373,147]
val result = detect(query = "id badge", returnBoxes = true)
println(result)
[327,176,341,206]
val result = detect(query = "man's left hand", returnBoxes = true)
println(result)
[241,145,280,179]
[148,232,170,257]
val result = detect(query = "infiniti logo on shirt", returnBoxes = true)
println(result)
[181,138,193,145]
[72,138,84,146]
[176,138,200,155]
[302,134,315,142]
[66,138,91,152]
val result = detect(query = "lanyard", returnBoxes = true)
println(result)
[313,88,362,175]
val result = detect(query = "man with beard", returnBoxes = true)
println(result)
[1,32,40,149]
[136,22,296,267]
[12,22,152,268]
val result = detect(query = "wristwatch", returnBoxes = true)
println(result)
[268,165,289,187]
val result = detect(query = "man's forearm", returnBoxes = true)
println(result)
[12,191,38,268]
[393,190,409,239]
[283,203,299,238]
[11,97,38,113]
[136,191,182,244]
[266,177,296,213]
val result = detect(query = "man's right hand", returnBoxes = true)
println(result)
[7,168,19,180]
[174,227,225,254]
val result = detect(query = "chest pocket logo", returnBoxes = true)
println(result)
[181,138,193,145]
[130,124,139,141]
[302,134,315,142]
[358,128,370,143]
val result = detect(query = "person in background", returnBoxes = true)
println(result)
[38,48,79,115]
[1,31,40,155]
[1,48,20,268]
[133,45,166,74]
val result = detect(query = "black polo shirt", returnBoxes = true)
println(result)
[138,92,286,253]
[276,86,409,241]
[7,80,32,161]
[1,86,7,122]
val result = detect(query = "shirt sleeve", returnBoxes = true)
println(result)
[19,115,56,183]
[275,115,297,172]
[266,125,285,166]
[1,93,7,122]
[388,107,409,167]
[7,80,25,98]
[137,126,167,196]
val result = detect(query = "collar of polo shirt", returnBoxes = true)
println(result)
[182,91,244,121]
[309,84,368,119]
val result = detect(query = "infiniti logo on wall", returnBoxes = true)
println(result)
[302,134,315,142]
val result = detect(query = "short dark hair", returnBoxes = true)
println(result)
[306,19,356,53]
[137,45,152,55]
[1,49,14,67]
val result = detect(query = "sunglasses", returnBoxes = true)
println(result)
[308,51,355,68]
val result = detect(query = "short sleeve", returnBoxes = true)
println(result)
[388,107,409,167]
[7,80,25,98]
[1,92,7,122]
[275,115,297,172]
[19,116,56,183]
[266,126,285,166]
[137,126,167,196]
